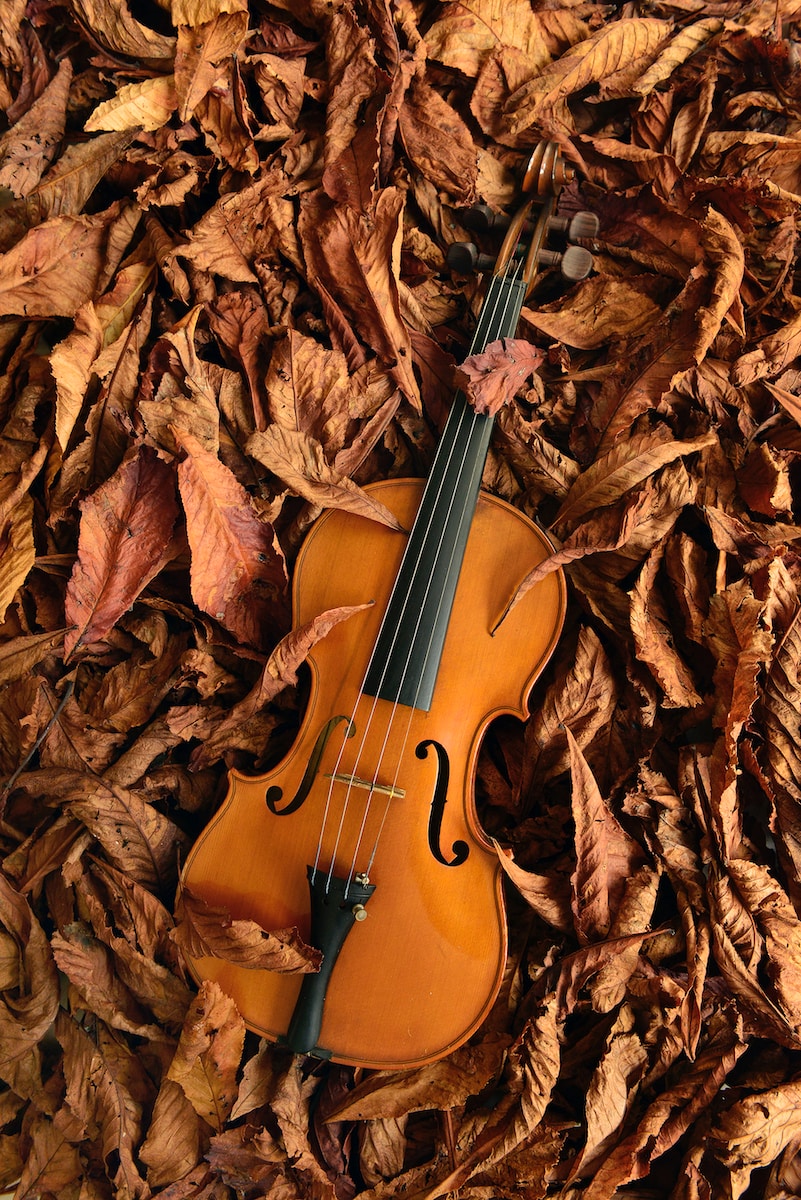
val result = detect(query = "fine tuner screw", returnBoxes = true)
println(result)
[352,904,368,921]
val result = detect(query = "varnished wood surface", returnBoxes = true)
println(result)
[180,480,565,1068]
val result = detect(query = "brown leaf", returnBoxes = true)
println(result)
[69,0,175,62]
[166,979,246,1133]
[326,1034,509,1121]
[187,601,373,768]
[173,886,322,973]
[64,445,180,658]
[0,205,138,318]
[456,338,546,417]
[298,187,420,406]
[523,624,618,790]
[0,58,72,197]
[425,0,550,79]
[173,426,288,648]
[247,426,405,529]
[553,426,715,529]
[0,494,35,624]
[52,922,166,1039]
[494,840,572,933]
[140,1077,206,1188]
[175,13,249,121]
[589,208,745,449]
[57,1009,151,1200]
[507,19,671,135]
[0,872,60,1101]
[630,541,703,709]
[710,1079,801,1198]
[398,74,477,203]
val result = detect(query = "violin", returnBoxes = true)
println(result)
[180,142,594,1068]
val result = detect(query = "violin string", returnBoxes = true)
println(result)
[340,259,529,890]
[321,257,526,894]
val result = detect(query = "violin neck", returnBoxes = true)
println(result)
[362,273,529,711]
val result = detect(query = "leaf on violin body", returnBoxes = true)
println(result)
[248,426,405,530]
[456,338,547,417]
[0,58,71,197]
[174,426,289,649]
[64,446,180,658]
[173,886,322,974]
[187,601,372,769]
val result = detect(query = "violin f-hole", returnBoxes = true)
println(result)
[417,739,469,867]
[266,715,355,815]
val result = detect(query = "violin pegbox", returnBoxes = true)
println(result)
[446,141,598,287]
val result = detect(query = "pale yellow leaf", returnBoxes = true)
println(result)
[85,75,177,133]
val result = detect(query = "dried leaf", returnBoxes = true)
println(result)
[0,58,72,196]
[457,338,546,417]
[174,426,289,648]
[173,886,322,973]
[167,980,246,1132]
[248,426,405,529]
[64,446,180,657]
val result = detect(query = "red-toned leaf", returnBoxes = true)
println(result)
[64,445,180,657]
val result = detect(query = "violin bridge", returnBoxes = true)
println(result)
[323,771,405,799]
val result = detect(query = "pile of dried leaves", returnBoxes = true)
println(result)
[2,0,801,1196]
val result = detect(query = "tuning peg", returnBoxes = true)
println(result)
[536,245,593,281]
[446,241,496,274]
[461,206,599,244]
[558,245,594,282]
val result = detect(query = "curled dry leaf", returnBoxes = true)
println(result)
[173,885,322,974]
[166,980,245,1133]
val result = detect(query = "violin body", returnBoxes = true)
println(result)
[181,478,565,1068]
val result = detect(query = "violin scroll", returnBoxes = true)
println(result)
[447,140,597,289]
